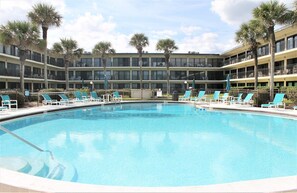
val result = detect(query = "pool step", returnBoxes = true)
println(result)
[0,157,31,173]
[26,159,49,177]
[0,157,77,182]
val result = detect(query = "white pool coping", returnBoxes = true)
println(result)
[0,101,297,192]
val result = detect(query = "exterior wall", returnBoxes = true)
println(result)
[0,25,297,92]
[222,25,297,88]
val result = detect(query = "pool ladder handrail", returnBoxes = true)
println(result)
[0,125,54,160]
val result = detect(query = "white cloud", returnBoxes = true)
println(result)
[48,12,123,52]
[211,0,295,26]
[0,0,66,24]
[180,25,202,36]
[178,32,235,53]
[211,0,259,26]
[151,30,178,39]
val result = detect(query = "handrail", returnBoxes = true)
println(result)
[0,125,54,160]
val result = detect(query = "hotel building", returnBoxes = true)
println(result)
[0,25,296,93]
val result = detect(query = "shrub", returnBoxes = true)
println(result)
[281,87,297,103]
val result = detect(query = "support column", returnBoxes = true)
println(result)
[284,58,287,74]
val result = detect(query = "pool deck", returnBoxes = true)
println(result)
[0,100,297,192]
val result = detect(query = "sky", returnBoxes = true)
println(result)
[0,0,295,54]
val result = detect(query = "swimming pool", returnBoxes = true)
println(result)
[0,103,296,187]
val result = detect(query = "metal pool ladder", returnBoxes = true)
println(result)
[0,125,55,160]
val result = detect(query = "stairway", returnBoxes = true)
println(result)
[0,157,78,182]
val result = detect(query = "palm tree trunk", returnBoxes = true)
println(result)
[44,42,48,89]
[166,62,170,96]
[65,60,69,91]
[43,27,48,89]
[19,51,26,93]
[253,49,258,90]
[103,58,107,94]
[139,57,143,99]
[269,28,276,101]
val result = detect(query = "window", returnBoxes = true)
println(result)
[75,71,93,80]
[7,63,19,76]
[0,61,6,75]
[32,52,42,62]
[94,70,111,80]
[208,71,224,80]
[57,58,64,67]
[275,39,285,53]
[80,58,93,67]
[113,71,130,80]
[189,71,206,80]
[132,58,149,66]
[24,66,31,77]
[170,71,186,80]
[287,35,297,50]
[113,83,130,89]
[94,58,101,67]
[151,71,166,80]
[151,58,165,67]
[113,58,130,67]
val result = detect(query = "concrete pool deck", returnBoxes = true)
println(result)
[0,100,296,192]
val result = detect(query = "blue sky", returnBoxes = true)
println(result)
[0,0,295,53]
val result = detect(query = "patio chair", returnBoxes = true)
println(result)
[90,91,102,102]
[229,93,243,104]
[238,93,254,106]
[112,91,123,102]
[0,106,8,111]
[41,94,60,105]
[261,93,285,108]
[219,93,229,103]
[0,95,18,109]
[58,94,74,105]
[191,90,205,102]
[209,91,221,103]
[179,90,192,101]
[82,92,91,101]
[74,91,88,102]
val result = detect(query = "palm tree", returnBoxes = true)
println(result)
[28,3,62,89]
[92,41,115,91]
[129,33,149,99]
[156,39,178,96]
[235,19,265,90]
[253,0,294,100]
[52,38,83,90]
[0,21,43,93]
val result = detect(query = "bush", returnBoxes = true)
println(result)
[254,89,270,107]
[280,87,297,107]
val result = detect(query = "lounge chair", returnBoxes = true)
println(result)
[74,91,88,102]
[209,91,221,103]
[238,93,254,106]
[261,93,285,108]
[0,95,18,109]
[191,91,205,102]
[90,91,102,102]
[41,94,60,105]
[219,93,229,103]
[82,92,90,100]
[58,94,74,105]
[179,90,192,101]
[229,93,243,104]
[0,106,8,111]
[112,91,122,102]
[294,106,297,110]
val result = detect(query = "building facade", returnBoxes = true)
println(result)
[0,25,296,93]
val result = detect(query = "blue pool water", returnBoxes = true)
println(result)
[0,103,296,186]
